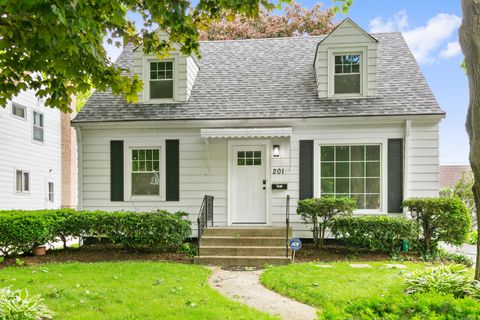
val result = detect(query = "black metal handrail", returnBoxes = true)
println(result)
[285,194,290,258]
[197,195,214,256]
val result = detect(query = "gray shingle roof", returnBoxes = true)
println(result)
[73,33,444,123]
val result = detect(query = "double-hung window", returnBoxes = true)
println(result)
[150,61,174,99]
[131,148,160,196]
[16,170,30,193]
[320,145,381,210]
[334,54,361,95]
[33,111,44,142]
[12,102,26,119]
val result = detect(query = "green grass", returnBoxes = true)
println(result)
[260,262,431,312]
[0,261,276,320]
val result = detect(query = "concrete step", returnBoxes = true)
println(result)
[203,227,292,237]
[200,246,289,257]
[200,236,286,247]
[194,255,291,266]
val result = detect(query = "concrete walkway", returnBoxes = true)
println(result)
[208,267,317,320]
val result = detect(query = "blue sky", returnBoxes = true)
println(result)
[104,1,468,164]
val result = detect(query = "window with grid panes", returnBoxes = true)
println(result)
[131,148,160,195]
[237,151,262,166]
[320,145,380,209]
[150,61,173,99]
[334,54,361,94]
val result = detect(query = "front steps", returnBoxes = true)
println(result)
[194,227,292,266]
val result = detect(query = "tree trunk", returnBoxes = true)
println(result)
[459,0,480,280]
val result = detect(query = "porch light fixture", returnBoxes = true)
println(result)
[273,145,280,157]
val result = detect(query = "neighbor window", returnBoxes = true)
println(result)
[320,145,380,210]
[334,54,361,94]
[33,111,44,142]
[16,170,30,193]
[131,148,160,196]
[48,182,54,202]
[150,61,174,99]
[12,102,26,119]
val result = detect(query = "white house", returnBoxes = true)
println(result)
[0,89,77,210]
[72,19,444,265]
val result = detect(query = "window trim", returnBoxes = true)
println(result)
[313,139,388,214]
[328,47,368,98]
[142,56,178,104]
[124,141,166,201]
[15,169,31,194]
[11,102,27,120]
[32,110,45,143]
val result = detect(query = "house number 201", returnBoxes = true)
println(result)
[272,168,285,175]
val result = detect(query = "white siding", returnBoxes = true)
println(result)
[77,117,441,238]
[315,19,378,98]
[0,90,62,209]
[407,122,440,197]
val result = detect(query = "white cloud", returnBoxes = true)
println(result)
[440,41,462,58]
[369,10,409,33]
[369,12,461,64]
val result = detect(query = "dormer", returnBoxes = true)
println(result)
[132,31,199,103]
[314,18,378,99]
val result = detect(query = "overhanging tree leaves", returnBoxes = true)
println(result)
[0,0,284,112]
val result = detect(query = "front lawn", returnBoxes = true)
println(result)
[0,261,276,320]
[261,262,465,313]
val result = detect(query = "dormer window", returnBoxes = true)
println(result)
[334,54,361,95]
[149,61,173,99]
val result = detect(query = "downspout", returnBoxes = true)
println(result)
[74,126,84,211]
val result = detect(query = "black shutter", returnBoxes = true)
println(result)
[166,139,180,201]
[388,139,404,213]
[299,140,314,200]
[110,140,124,202]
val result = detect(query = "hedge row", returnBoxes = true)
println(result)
[0,209,191,256]
[330,216,418,253]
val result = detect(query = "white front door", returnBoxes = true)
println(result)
[232,145,267,224]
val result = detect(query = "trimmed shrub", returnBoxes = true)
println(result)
[330,216,418,253]
[0,209,191,255]
[0,287,53,320]
[297,197,356,248]
[404,264,480,298]
[321,293,480,320]
[403,197,471,254]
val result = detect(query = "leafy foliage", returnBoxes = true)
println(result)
[0,209,191,256]
[0,287,53,320]
[297,197,356,248]
[321,292,480,320]
[433,248,475,267]
[330,216,418,254]
[404,264,480,299]
[0,0,285,111]
[199,1,335,40]
[403,197,471,253]
[441,170,477,229]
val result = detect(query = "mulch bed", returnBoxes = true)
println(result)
[0,245,193,269]
[293,244,419,262]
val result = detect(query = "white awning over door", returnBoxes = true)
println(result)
[200,127,292,139]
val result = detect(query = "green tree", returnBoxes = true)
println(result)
[441,171,476,228]
[403,197,471,254]
[297,197,356,249]
[459,0,480,280]
[0,0,286,112]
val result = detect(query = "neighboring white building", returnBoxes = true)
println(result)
[0,89,77,210]
[72,19,444,237]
